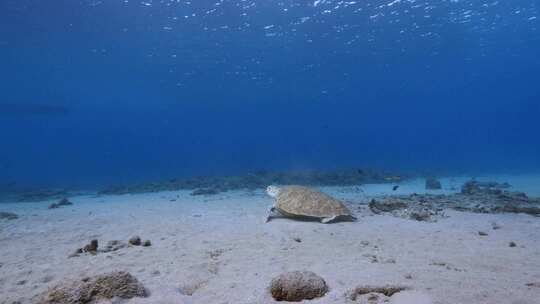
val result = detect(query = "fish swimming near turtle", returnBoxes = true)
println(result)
[265,185,356,223]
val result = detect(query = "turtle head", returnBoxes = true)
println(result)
[266,185,281,198]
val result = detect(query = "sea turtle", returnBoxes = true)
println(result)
[265,185,356,223]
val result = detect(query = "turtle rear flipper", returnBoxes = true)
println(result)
[321,216,337,224]
[322,214,357,223]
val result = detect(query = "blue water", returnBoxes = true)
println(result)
[1,0,539,188]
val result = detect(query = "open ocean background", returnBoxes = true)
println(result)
[0,0,539,189]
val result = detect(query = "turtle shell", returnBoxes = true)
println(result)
[275,186,353,219]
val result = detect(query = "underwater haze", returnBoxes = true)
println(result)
[1,0,539,188]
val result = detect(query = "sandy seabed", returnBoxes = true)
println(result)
[1,175,539,304]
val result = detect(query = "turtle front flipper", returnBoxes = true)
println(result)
[264,206,278,223]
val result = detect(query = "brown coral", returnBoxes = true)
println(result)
[39,271,147,304]
[270,270,328,301]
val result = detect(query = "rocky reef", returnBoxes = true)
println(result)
[48,198,73,209]
[4,188,70,203]
[0,211,18,220]
[425,177,442,190]
[368,180,540,221]
[99,168,404,196]
[1,168,404,200]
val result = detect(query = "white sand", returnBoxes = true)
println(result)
[1,175,539,304]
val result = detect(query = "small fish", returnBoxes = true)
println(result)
[392,185,399,191]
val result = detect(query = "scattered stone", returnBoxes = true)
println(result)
[102,240,128,252]
[68,248,84,258]
[478,231,488,236]
[0,211,18,220]
[509,241,517,247]
[346,285,409,301]
[207,249,226,259]
[430,261,465,272]
[270,271,328,302]
[362,254,379,263]
[59,197,73,205]
[367,293,380,302]
[461,181,484,195]
[292,237,302,243]
[38,271,147,304]
[40,275,55,283]
[48,198,73,209]
[129,236,142,246]
[72,239,145,256]
[70,239,99,257]
[491,222,502,230]
[409,209,433,221]
[368,199,407,214]
[526,282,540,288]
[404,274,413,279]
[425,177,442,190]
[83,240,98,253]
[178,280,207,296]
